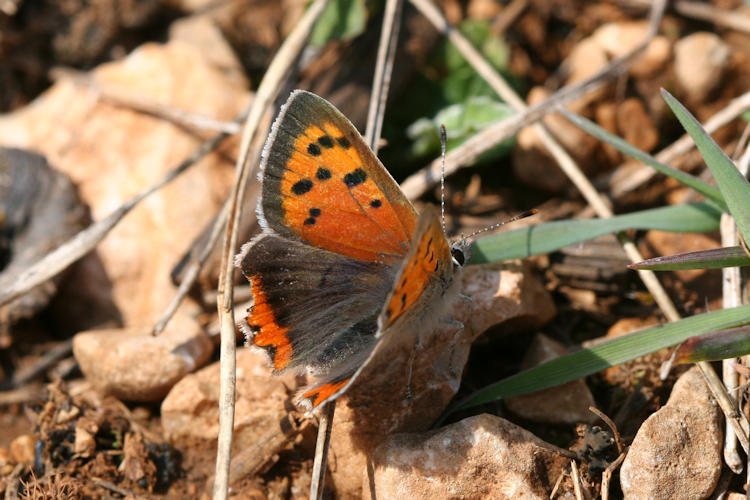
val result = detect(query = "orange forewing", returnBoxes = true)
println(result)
[382,213,452,329]
[261,91,418,263]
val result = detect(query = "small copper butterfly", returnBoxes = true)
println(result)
[237,90,466,412]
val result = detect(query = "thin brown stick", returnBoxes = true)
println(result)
[229,413,306,484]
[7,340,73,389]
[153,199,230,334]
[722,143,750,472]
[0,126,235,308]
[600,451,626,500]
[625,0,750,34]
[92,477,134,497]
[310,403,335,500]
[402,0,666,199]
[588,407,623,455]
[365,0,404,154]
[52,68,242,134]
[569,460,589,500]
[212,1,329,499]
[549,468,566,499]
[0,385,43,406]
[4,463,24,500]
[722,210,744,473]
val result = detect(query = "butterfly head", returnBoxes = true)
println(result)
[449,238,469,268]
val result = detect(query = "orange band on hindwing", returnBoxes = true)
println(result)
[300,378,351,408]
[247,275,293,371]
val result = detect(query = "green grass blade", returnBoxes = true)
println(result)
[662,89,750,246]
[629,246,750,270]
[457,304,750,409]
[674,326,750,364]
[468,202,722,264]
[560,108,726,208]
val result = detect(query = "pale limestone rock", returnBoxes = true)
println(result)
[72,314,213,401]
[675,32,730,102]
[365,413,571,499]
[620,367,722,499]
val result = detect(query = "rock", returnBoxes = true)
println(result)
[327,263,556,498]
[620,367,722,499]
[0,39,248,327]
[562,21,670,111]
[0,148,89,327]
[616,98,659,153]
[505,334,597,425]
[0,446,10,467]
[513,86,600,192]
[9,434,36,465]
[168,15,248,89]
[674,32,730,102]
[161,348,296,452]
[72,313,213,401]
[365,413,571,499]
[74,417,99,458]
[591,21,671,78]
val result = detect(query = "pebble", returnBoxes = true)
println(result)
[366,413,571,499]
[620,366,723,499]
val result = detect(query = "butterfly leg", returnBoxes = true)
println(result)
[404,335,423,401]
[458,293,472,303]
[440,318,467,377]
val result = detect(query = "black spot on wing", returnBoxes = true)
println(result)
[292,179,313,195]
[343,168,367,188]
[316,167,331,180]
[308,143,322,156]
[318,135,334,148]
[336,137,351,149]
[370,199,382,208]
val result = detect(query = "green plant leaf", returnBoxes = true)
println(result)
[662,89,750,246]
[468,202,722,265]
[457,304,750,409]
[407,96,515,158]
[673,325,750,364]
[560,108,726,209]
[629,246,750,270]
[310,0,367,47]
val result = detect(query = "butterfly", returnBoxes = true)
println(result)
[237,90,467,412]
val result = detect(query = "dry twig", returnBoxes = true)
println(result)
[212,1,330,499]
[51,68,242,134]
[600,451,626,500]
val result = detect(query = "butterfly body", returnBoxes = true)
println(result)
[237,90,465,411]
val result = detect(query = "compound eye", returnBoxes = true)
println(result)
[451,247,465,267]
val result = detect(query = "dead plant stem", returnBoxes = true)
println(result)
[213,1,329,499]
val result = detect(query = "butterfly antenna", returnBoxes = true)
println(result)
[440,124,447,235]
[462,209,538,241]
